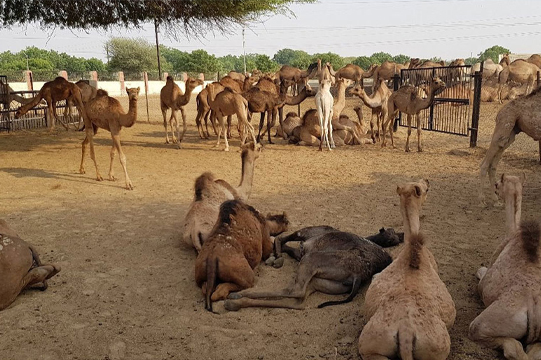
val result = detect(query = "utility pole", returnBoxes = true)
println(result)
[242,27,247,75]
[155,19,162,80]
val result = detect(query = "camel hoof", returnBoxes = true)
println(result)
[227,292,243,300]
[224,300,242,312]
[108,176,117,182]
[418,148,423,152]
[272,257,285,268]
[79,169,86,175]
[165,139,170,144]
[125,183,134,190]
[265,256,276,266]
[223,148,230,152]
[405,148,411,153]
[96,176,104,182]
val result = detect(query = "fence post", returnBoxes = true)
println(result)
[118,71,125,95]
[428,67,435,131]
[470,70,482,148]
[163,72,169,81]
[143,72,150,123]
[392,73,400,131]
[181,72,188,82]
[25,70,34,91]
[198,73,205,81]
[58,70,68,80]
[90,71,98,89]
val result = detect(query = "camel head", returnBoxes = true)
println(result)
[348,85,364,97]
[265,211,289,236]
[494,174,524,201]
[186,77,205,90]
[396,179,430,206]
[430,77,446,95]
[409,58,421,68]
[126,87,140,100]
[240,141,262,159]
[14,107,25,119]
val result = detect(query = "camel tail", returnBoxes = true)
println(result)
[520,220,540,263]
[409,233,425,269]
[317,276,362,308]
[205,256,218,312]
[397,325,415,360]
[194,172,215,201]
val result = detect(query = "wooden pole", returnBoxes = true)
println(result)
[155,19,162,81]
[144,72,150,123]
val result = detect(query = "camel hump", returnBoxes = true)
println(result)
[224,87,235,93]
[96,89,109,97]
[194,172,215,200]
[409,233,425,269]
[520,220,540,263]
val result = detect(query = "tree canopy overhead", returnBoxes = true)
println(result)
[0,0,314,36]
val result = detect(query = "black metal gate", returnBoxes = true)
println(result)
[392,65,481,146]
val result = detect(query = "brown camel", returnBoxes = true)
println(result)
[0,219,61,311]
[366,61,409,84]
[5,85,35,106]
[274,63,318,92]
[80,87,140,190]
[349,80,392,143]
[195,200,289,311]
[409,58,445,68]
[473,59,504,79]
[194,86,216,139]
[207,85,254,151]
[527,53,541,68]
[183,142,262,252]
[226,71,246,83]
[382,77,446,152]
[479,89,541,204]
[64,80,98,129]
[470,174,541,360]
[334,64,366,85]
[359,179,456,360]
[497,59,540,103]
[15,77,86,131]
[160,76,204,146]
[224,226,392,311]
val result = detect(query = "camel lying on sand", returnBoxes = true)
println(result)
[0,219,60,311]
[183,142,262,252]
[470,174,541,360]
[224,226,395,311]
[358,179,456,360]
[195,200,289,311]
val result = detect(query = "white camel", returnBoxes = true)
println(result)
[315,79,334,151]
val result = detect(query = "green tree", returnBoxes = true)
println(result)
[273,48,311,68]
[85,58,107,71]
[160,46,190,72]
[369,52,393,65]
[106,37,161,73]
[311,52,344,70]
[352,56,372,70]
[218,54,242,73]
[254,54,279,72]
[478,45,511,63]
[392,54,410,64]
[464,57,479,66]
[185,49,221,74]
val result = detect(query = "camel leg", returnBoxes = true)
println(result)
[479,131,516,204]
[203,110,213,138]
[377,111,383,143]
[469,299,529,360]
[108,144,117,181]
[369,112,376,143]
[111,132,133,190]
[179,107,187,145]
[256,112,265,143]
[169,110,179,144]
[214,114,229,152]
[161,106,170,144]
[21,264,61,290]
[405,114,413,152]
[526,343,541,360]
[80,128,103,181]
[328,110,336,149]
[539,140,541,164]
[195,109,204,139]
[267,110,275,144]
[278,107,287,139]
[52,102,69,131]
[416,114,423,152]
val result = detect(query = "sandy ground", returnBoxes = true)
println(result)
[0,93,540,360]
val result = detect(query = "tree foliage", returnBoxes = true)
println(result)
[0,0,314,37]
[255,54,279,72]
[311,52,344,70]
[352,56,372,70]
[106,38,166,74]
[273,48,311,68]
[369,52,393,65]
[478,45,511,63]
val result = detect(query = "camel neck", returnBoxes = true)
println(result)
[285,89,307,106]
[401,198,421,242]
[505,191,521,237]
[237,153,255,200]
[121,97,138,127]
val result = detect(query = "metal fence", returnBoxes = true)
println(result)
[392,65,481,146]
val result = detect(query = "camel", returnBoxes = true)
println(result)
[469,174,541,360]
[315,79,334,150]
[358,179,456,360]
[160,76,204,146]
[194,86,216,139]
[479,89,541,204]
[182,141,262,252]
[527,54,541,68]
[0,219,61,311]
[409,58,445,68]
[224,226,393,311]
[195,200,289,311]
[275,111,302,138]
[80,87,140,190]
[365,61,409,84]
[349,80,392,143]
[497,59,540,103]
[227,71,246,83]
[64,80,98,129]
[333,110,372,146]
[382,77,446,152]
[274,63,318,93]
[473,58,504,79]
[15,77,86,131]
[207,84,254,151]
[334,63,365,85]
[4,85,35,106]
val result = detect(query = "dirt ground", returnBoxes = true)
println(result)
[0,93,540,360]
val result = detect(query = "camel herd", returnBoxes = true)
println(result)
[2,55,541,360]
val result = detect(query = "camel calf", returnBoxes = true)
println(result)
[224,226,393,311]
[470,174,541,360]
[195,200,289,311]
[0,219,60,311]
[358,179,456,360]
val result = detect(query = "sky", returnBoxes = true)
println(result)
[1,0,540,62]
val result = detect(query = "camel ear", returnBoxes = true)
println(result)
[501,173,505,183]
[414,185,422,197]
[396,185,402,195]
[379,227,385,233]
[136,87,140,92]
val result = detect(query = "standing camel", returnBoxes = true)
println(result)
[64,80,98,129]
[80,87,140,190]
[274,63,318,93]
[479,89,541,204]
[315,79,334,151]
[497,59,540,103]
[382,77,446,152]
[349,80,392,143]
[15,77,86,131]
[334,64,365,85]
[160,76,204,146]
[365,61,409,85]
